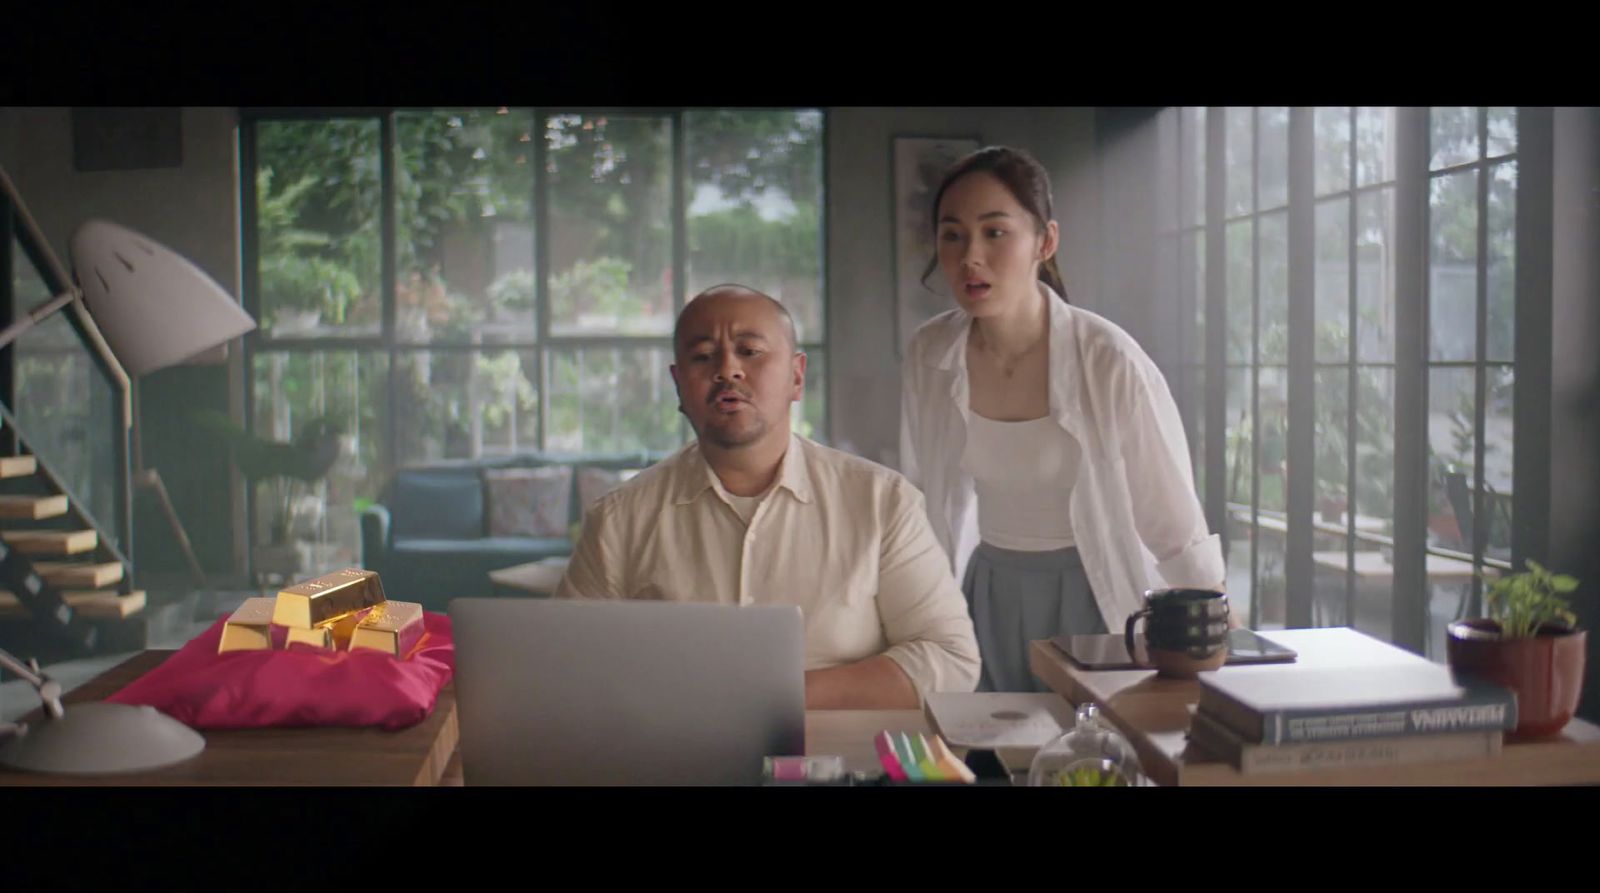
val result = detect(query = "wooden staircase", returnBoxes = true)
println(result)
[0,448,146,662]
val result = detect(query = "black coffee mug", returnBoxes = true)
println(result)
[1124,588,1230,678]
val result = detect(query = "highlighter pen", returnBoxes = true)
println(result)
[890,732,926,782]
[873,731,909,782]
[905,732,946,781]
[926,734,978,784]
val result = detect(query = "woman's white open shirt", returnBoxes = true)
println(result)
[899,286,1224,632]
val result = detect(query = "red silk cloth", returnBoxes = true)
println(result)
[107,612,454,731]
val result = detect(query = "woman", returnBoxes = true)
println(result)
[899,146,1223,692]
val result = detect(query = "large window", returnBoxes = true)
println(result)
[1311,107,1400,642]
[1423,107,1517,657]
[1218,107,1291,630]
[1163,107,1526,659]
[243,109,826,566]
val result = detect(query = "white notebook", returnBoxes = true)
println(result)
[923,692,1075,750]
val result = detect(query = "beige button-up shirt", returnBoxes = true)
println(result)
[554,435,981,699]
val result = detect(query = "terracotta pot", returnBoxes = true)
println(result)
[1319,497,1347,524]
[1446,619,1587,739]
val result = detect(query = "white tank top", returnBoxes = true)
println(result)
[960,413,1080,551]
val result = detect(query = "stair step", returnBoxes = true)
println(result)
[0,495,68,520]
[31,560,124,589]
[0,589,146,620]
[0,456,38,479]
[0,529,98,556]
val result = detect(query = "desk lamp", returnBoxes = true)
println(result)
[0,164,253,772]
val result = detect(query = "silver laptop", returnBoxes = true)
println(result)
[450,598,806,785]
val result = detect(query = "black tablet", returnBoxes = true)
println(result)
[1051,628,1298,671]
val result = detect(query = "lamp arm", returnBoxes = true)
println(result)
[0,288,78,354]
[0,163,131,429]
[0,645,65,722]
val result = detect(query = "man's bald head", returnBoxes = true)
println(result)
[674,284,798,353]
[669,282,807,454]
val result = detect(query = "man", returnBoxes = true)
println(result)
[555,284,979,708]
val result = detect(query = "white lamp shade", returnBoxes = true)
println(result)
[69,219,256,377]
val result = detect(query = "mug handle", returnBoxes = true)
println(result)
[1124,608,1152,666]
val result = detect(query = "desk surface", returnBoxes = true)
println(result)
[0,651,459,786]
[1029,627,1600,786]
[806,709,930,776]
[0,650,934,786]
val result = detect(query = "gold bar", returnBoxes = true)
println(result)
[284,624,334,650]
[283,610,365,651]
[348,601,426,657]
[273,568,386,628]
[218,597,278,653]
[327,610,364,649]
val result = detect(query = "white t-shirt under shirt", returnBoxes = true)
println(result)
[959,412,1081,551]
[721,490,764,526]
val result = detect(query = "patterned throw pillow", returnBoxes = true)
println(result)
[485,466,572,538]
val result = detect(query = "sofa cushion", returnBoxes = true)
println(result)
[485,466,572,537]
[390,468,484,540]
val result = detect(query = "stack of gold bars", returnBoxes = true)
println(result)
[217,567,426,658]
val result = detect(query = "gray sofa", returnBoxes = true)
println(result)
[360,451,667,611]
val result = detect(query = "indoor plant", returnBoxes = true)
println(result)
[1447,560,1586,738]
[191,410,344,579]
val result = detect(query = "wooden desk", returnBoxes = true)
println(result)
[0,651,932,785]
[1029,627,1600,786]
[806,709,929,776]
[0,651,459,786]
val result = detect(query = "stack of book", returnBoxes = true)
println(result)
[1187,663,1518,776]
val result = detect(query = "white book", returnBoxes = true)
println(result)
[923,692,1075,750]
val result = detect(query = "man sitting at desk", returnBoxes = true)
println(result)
[555,285,980,709]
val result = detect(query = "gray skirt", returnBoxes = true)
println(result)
[962,542,1107,692]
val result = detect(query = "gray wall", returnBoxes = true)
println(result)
[1093,108,1172,374]
[0,109,241,291]
[824,107,1102,469]
[1548,107,1600,720]
[0,107,248,579]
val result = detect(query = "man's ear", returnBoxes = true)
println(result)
[790,351,807,402]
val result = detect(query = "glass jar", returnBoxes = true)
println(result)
[1026,702,1147,787]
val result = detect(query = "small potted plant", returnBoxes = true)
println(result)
[1447,560,1586,739]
